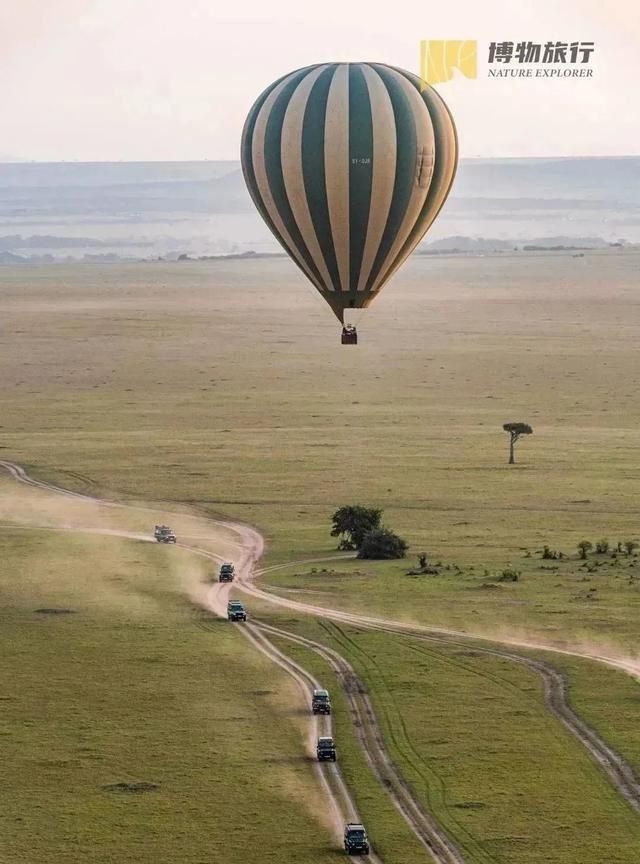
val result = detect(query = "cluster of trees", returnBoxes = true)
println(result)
[330,506,408,559]
[577,539,638,560]
[536,539,639,561]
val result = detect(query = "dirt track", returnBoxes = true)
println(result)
[0,461,386,862]
[3,460,640,862]
[256,620,467,864]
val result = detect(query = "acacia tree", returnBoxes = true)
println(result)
[330,505,382,550]
[578,540,593,560]
[503,422,533,464]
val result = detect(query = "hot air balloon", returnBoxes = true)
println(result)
[240,62,458,343]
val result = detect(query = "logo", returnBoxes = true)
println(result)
[420,40,478,87]
[420,40,595,87]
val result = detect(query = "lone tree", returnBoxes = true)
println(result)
[331,505,382,550]
[358,527,408,560]
[578,540,593,560]
[503,422,533,464]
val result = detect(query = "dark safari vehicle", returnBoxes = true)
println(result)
[153,524,176,543]
[316,736,336,762]
[219,562,235,582]
[344,824,369,855]
[311,688,331,715]
[227,601,247,622]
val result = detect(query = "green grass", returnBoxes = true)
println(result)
[262,553,640,654]
[266,612,640,864]
[2,252,640,650]
[549,654,640,777]
[268,630,427,864]
[0,529,342,863]
[3,254,640,862]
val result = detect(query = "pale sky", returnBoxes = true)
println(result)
[2,0,638,161]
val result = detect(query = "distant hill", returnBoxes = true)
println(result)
[0,157,638,259]
[419,235,617,254]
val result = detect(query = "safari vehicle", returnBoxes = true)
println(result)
[227,601,247,622]
[219,563,235,582]
[316,736,336,762]
[154,524,176,543]
[312,689,331,715]
[344,824,369,856]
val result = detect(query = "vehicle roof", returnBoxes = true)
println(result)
[346,823,365,830]
[313,689,329,696]
[317,736,334,743]
[227,600,244,607]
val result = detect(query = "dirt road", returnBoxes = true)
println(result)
[2,460,640,862]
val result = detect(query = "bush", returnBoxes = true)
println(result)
[595,539,609,554]
[624,540,638,556]
[357,528,408,560]
[497,568,520,582]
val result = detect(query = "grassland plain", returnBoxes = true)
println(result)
[2,252,639,648]
[0,526,348,864]
[3,252,640,861]
[6,464,640,864]
[549,654,640,777]
[265,612,640,864]
[261,552,640,655]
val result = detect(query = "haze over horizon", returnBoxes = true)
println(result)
[2,0,639,162]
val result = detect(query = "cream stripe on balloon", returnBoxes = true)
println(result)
[280,65,335,293]
[252,71,325,294]
[372,85,457,290]
[419,88,458,227]
[324,64,350,292]
[369,69,435,294]
[356,65,397,293]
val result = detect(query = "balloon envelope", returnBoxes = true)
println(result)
[241,62,458,323]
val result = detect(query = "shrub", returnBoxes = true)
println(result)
[595,539,609,554]
[497,568,520,582]
[357,528,408,560]
[624,540,638,556]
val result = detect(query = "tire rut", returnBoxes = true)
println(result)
[256,620,467,864]
[3,460,640,849]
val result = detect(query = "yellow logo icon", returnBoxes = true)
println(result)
[420,40,477,87]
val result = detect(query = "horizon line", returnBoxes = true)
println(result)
[1,154,639,166]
